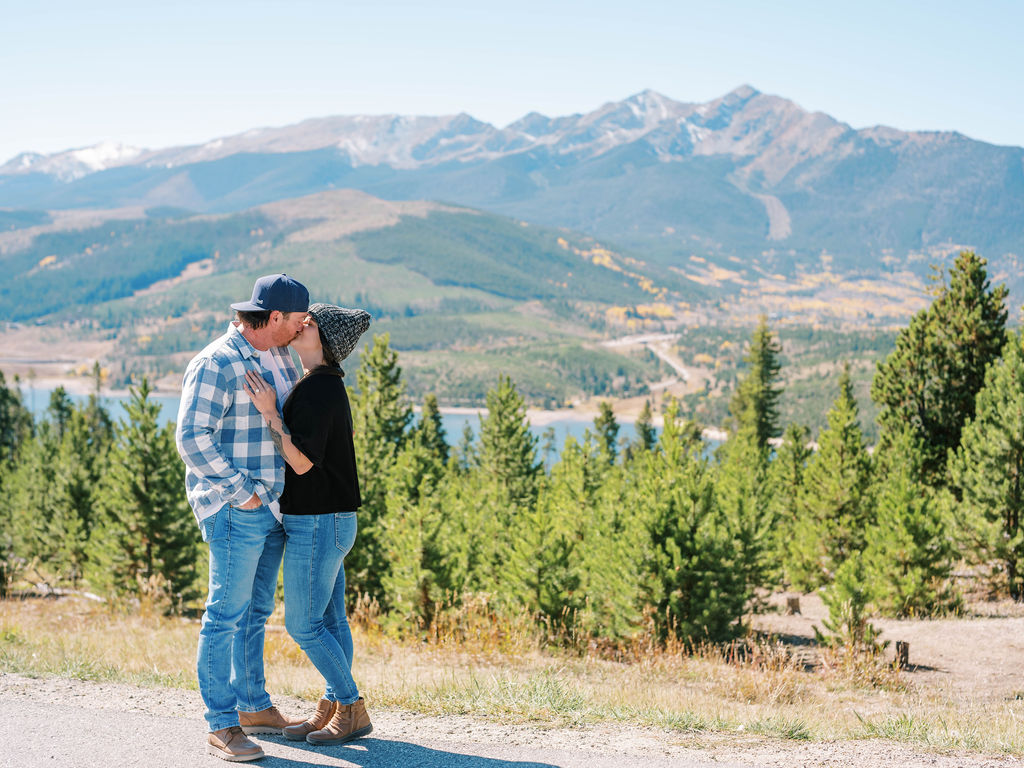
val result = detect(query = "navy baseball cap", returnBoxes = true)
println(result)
[231,274,309,313]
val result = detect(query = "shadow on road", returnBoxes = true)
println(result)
[256,736,562,767]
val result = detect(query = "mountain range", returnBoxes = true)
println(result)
[4,86,1023,286]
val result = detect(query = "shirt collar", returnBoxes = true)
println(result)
[227,322,261,361]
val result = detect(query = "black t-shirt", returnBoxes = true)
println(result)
[279,367,361,515]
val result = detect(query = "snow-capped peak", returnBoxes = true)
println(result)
[0,141,144,181]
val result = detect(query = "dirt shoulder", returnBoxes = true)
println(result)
[0,672,1018,768]
[753,592,1024,703]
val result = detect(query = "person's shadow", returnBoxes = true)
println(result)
[254,735,561,767]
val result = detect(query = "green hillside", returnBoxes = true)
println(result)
[1,194,700,403]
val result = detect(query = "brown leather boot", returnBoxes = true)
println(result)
[238,705,304,735]
[305,697,372,745]
[207,726,265,762]
[283,698,337,741]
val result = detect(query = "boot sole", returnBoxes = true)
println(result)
[240,726,285,735]
[305,724,372,745]
[206,744,266,762]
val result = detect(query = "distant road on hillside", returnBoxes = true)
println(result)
[601,333,689,382]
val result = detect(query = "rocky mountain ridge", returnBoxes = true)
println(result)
[2,86,1021,283]
[1,86,973,182]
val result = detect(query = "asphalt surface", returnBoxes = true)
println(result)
[0,674,739,768]
[4,673,1016,768]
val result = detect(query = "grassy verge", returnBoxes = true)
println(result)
[1,596,1021,755]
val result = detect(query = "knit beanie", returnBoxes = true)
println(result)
[306,303,372,364]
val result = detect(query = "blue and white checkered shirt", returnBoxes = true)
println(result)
[175,323,301,525]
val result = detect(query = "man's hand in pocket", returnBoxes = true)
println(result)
[237,493,261,510]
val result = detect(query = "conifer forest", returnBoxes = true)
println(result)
[2,251,1021,653]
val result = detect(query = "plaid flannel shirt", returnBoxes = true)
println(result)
[175,324,301,525]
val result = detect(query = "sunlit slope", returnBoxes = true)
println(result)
[0,190,701,403]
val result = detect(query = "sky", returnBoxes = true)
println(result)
[2,0,1021,164]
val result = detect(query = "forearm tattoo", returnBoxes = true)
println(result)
[269,423,286,456]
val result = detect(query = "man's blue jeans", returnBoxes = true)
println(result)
[282,511,360,705]
[197,504,284,732]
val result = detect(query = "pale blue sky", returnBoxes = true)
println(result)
[2,0,1021,163]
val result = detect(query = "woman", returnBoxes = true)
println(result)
[243,302,372,745]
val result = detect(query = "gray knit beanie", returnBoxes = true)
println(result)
[307,303,371,365]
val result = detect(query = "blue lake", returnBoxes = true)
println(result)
[20,385,663,451]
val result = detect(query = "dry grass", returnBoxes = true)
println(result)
[2,595,1023,755]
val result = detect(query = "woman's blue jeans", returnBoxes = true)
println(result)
[282,511,360,705]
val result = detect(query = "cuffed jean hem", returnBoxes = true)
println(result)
[323,693,361,705]
[207,715,242,733]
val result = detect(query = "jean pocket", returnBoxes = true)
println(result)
[201,509,228,543]
[334,512,357,555]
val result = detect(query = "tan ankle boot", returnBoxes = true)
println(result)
[238,705,304,735]
[207,726,265,762]
[283,698,337,741]
[305,697,372,745]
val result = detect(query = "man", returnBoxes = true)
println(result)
[175,274,309,762]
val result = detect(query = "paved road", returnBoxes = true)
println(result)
[3,673,1016,768]
[0,674,740,768]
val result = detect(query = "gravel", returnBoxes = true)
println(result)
[1,673,1020,768]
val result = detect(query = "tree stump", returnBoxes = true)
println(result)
[786,596,801,615]
[895,641,910,669]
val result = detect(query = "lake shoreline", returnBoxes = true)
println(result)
[16,377,728,442]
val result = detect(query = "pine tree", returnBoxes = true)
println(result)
[453,422,477,473]
[641,400,748,643]
[83,362,115,456]
[572,458,643,640]
[89,380,200,611]
[787,365,872,591]
[353,333,413,452]
[431,466,505,597]
[815,552,885,652]
[593,401,619,464]
[540,425,558,466]
[949,328,1024,598]
[631,399,658,455]
[5,390,105,589]
[716,422,775,601]
[502,462,578,626]
[415,393,449,468]
[47,387,74,439]
[873,251,1007,486]
[47,411,100,585]
[378,437,445,628]
[5,426,72,588]
[714,321,783,599]
[477,375,541,510]
[0,371,32,465]
[7,415,101,590]
[728,317,783,448]
[865,427,958,616]
[0,372,33,594]
[350,333,413,598]
[656,397,703,457]
[767,423,811,571]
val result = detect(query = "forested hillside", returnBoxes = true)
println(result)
[0,191,707,403]
[2,251,1017,653]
